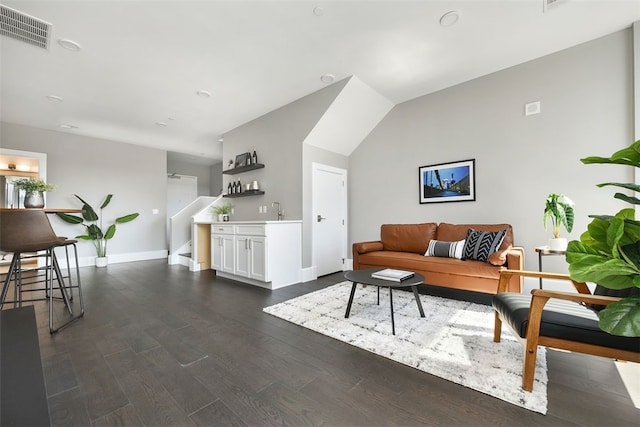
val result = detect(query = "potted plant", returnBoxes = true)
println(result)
[543,192,575,250]
[212,202,233,222]
[56,194,139,267]
[14,177,55,208]
[566,139,640,337]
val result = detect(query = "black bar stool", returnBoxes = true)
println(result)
[0,209,84,333]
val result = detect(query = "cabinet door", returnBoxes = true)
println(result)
[248,236,267,281]
[221,235,235,274]
[234,236,250,278]
[211,235,223,270]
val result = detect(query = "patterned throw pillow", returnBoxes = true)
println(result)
[461,229,507,262]
[425,239,466,259]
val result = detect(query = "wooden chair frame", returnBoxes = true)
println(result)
[493,269,640,392]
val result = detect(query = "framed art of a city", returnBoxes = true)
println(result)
[419,159,475,204]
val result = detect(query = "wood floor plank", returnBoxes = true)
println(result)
[189,399,248,427]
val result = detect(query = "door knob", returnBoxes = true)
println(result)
[317,215,326,222]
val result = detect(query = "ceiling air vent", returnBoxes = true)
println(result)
[543,0,569,12]
[0,4,52,50]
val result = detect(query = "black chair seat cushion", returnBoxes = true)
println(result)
[493,293,640,353]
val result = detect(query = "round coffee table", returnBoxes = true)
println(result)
[343,269,425,335]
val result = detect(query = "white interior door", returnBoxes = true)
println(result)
[312,163,347,277]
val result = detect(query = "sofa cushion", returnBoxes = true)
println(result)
[436,223,514,266]
[425,239,465,259]
[462,228,507,262]
[358,251,501,280]
[380,223,437,254]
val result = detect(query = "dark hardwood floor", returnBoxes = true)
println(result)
[5,259,639,426]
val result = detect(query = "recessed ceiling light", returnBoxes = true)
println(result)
[59,123,77,129]
[320,74,335,83]
[46,95,63,102]
[313,6,324,16]
[57,38,81,51]
[439,10,460,27]
[196,90,212,98]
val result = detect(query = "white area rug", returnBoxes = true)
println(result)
[264,281,548,414]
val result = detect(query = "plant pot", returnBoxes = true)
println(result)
[24,191,45,208]
[217,214,224,222]
[549,237,568,251]
[95,256,108,267]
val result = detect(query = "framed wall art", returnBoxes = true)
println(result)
[235,153,249,168]
[419,159,475,204]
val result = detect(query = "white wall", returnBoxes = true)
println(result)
[1,122,168,263]
[350,29,634,274]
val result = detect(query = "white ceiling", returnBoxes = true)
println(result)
[1,1,639,166]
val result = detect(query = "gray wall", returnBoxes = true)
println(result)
[1,122,168,260]
[350,29,634,273]
[210,162,223,196]
[221,79,348,223]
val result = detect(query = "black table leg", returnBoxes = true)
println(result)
[389,286,395,335]
[412,286,425,317]
[345,281,358,318]
[377,286,380,305]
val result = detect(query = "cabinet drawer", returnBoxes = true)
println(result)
[234,225,266,236]
[211,224,234,234]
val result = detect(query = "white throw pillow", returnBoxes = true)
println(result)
[424,239,466,259]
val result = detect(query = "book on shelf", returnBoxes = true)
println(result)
[371,268,415,282]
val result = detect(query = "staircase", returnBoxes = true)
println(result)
[167,195,221,269]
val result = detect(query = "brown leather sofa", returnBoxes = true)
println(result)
[352,223,524,294]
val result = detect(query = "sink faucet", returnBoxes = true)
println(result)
[272,201,283,220]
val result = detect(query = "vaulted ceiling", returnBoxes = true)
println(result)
[1,1,639,165]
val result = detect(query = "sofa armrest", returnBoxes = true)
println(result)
[353,241,383,255]
[352,241,383,270]
[505,246,525,270]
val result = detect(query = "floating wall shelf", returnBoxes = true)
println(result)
[222,163,265,175]
[223,190,265,198]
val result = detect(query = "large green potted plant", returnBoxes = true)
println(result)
[543,192,574,250]
[14,177,55,208]
[566,140,640,337]
[57,194,139,267]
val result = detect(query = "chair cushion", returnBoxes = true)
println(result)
[493,293,640,353]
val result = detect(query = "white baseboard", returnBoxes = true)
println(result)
[56,250,168,268]
[301,266,316,282]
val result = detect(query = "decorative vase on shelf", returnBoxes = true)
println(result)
[548,237,568,251]
[217,214,224,222]
[24,191,45,208]
[95,256,108,267]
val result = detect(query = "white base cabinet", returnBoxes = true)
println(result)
[211,221,301,289]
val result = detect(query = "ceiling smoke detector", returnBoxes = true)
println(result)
[439,11,460,27]
[0,4,52,50]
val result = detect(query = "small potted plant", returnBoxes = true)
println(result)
[14,177,55,208]
[212,202,233,222]
[543,192,575,250]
